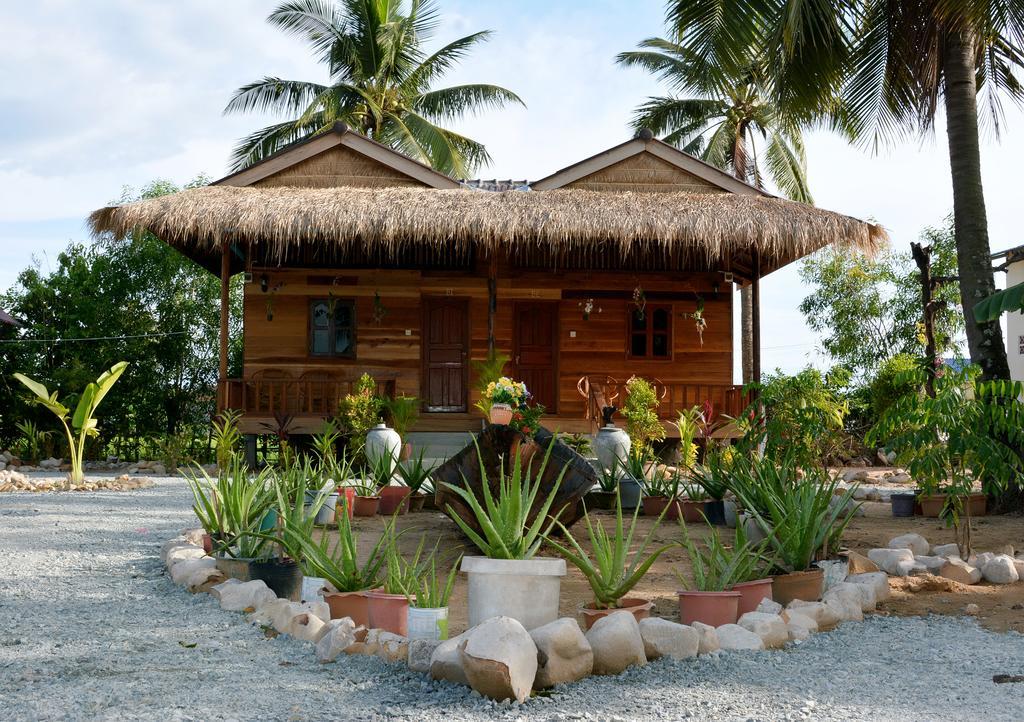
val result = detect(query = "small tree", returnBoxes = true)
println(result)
[622,377,665,459]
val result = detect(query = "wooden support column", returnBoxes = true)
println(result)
[487,250,498,357]
[751,248,762,385]
[218,241,230,410]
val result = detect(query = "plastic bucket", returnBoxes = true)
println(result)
[407,606,450,640]
[891,493,916,517]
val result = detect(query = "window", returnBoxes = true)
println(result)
[309,299,356,357]
[629,305,672,359]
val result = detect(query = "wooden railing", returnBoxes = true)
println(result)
[218,372,397,416]
[578,375,749,431]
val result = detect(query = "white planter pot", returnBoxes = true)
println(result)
[301,576,327,603]
[365,423,401,468]
[314,493,339,525]
[724,499,738,528]
[461,556,566,630]
[407,606,450,640]
[740,512,768,544]
[593,425,630,472]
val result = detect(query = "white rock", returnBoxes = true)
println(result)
[1013,559,1024,580]
[867,548,916,576]
[430,631,470,686]
[638,618,699,660]
[376,631,410,663]
[169,556,215,586]
[938,557,982,585]
[246,598,291,627]
[585,610,647,675]
[783,611,818,641]
[530,618,593,688]
[846,572,891,603]
[304,599,331,623]
[981,555,1020,584]
[459,616,538,703]
[715,624,765,651]
[827,581,875,613]
[970,552,996,568]
[736,612,788,649]
[409,638,443,673]
[213,579,277,612]
[287,612,328,643]
[315,618,359,662]
[165,544,206,568]
[787,600,842,629]
[755,598,783,615]
[931,543,962,558]
[272,601,330,636]
[888,533,930,557]
[822,585,864,622]
[185,564,226,593]
[691,621,720,655]
[913,555,948,574]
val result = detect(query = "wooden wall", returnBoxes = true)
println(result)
[241,260,733,419]
[565,153,728,194]
[252,145,426,189]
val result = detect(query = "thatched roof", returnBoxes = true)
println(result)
[88,185,886,277]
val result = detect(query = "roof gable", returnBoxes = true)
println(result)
[213,123,460,190]
[531,136,769,196]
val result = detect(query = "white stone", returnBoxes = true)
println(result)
[981,555,1020,584]
[755,598,783,615]
[888,533,930,557]
[585,610,647,675]
[691,621,719,655]
[1013,559,1024,580]
[867,548,916,576]
[459,616,538,703]
[932,543,962,558]
[827,581,875,613]
[530,618,593,688]
[715,624,765,651]
[638,618,699,660]
[315,618,359,662]
[846,572,891,602]
[273,601,329,636]
[970,552,996,568]
[185,564,226,593]
[430,631,470,686]
[165,545,206,568]
[913,555,948,574]
[169,556,215,586]
[246,598,291,627]
[213,579,277,612]
[287,612,328,643]
[376,631,410,663]
[783,611,818,641]
[787,600,842,629]
[736,612,788,648]
[409,638,443,673]
[822,584,864,622]
[938,558,982,585]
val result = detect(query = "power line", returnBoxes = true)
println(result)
[0,331,194,345]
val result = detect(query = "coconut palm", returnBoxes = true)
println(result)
[618,38,812,382]
[666,0,1024,380]
[225,0,523,177]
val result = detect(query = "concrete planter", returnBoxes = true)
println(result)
[461,556,566,630]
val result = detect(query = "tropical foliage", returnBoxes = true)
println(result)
[622,376,665,458]
[225,0,523,176]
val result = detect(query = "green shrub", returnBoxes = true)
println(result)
[622,376,664,458]
[869,353,921,418]
[338,373,383,464]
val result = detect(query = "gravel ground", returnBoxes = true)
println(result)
[2,477,1024,722]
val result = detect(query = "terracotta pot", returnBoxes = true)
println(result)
[365,590,411,635]
[336,487,356,520]
[489,403,513,425]
[732,578,774,616]
[201,533,213,555]
[677,590,741,627]
[580,597,654,630]
[378,486,411,515]
[352,495,380,517]
[324,590,371,627]
[969,492,988,516]
[771,568,824,606]
[680,499,708,523]
[919,492,988,518]
[642,496,681,519]
[409,492,427,513]
[401,442,413,462]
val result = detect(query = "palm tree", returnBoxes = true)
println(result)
[225,0,523,177]
[666,1,1024,381]
[618,38,813,382]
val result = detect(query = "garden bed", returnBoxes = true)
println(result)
[0,470,156,493]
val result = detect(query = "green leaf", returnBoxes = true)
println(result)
[974,282,1024,323]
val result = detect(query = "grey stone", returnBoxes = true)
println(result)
[638,618,699,660]
[530,618,593,688]
[585,611,646,675]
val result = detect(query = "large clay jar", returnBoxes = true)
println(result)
[365,423,401,468]
[593,425,631,472]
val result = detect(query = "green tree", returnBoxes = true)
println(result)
[666,0,1024,380]
[617,38,813,384]
[799,221,964,379]
[225,0,523,176]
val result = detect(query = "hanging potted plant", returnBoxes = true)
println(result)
[677,521,766,627]
[407,551,462,641]
[442,441,568,630]
[546,490,674,629]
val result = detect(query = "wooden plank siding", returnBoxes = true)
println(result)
[251,144,427,189]
[564,153,729,194]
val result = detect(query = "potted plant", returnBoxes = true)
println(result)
[366,533,422,636]
[285,511,391,627]
[407,551,462,641]
[442,441,568,630]
[481,376,531,426]
[690,446,732,526]
[372,453,410,515]
[621,376,665,460]
[640,463,682,520]
[384,395,420,460]
[396,449,435,512]
[587,458,622,511]
[546,490,674,629]
[617,450,645,510]
[677,522,765,627]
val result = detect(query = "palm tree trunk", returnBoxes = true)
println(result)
[741,286,753,383]
[942,30,1009,380]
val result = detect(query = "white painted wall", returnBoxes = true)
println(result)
[1006,259,1024,382]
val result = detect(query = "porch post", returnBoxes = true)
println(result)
[487,250,498,356]
[751,248,761,384]
[218,241,230,409]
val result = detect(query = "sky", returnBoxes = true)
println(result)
[2,0,1022,378]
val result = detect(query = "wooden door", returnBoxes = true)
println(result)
[422,297,469,412]
[513,302,559,412]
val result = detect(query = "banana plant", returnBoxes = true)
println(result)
[13,361,128,488]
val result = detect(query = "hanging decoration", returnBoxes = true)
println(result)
[682,296,708,346]
[372,291,388,325]
[632,285,647,321]
[577,298,602,321]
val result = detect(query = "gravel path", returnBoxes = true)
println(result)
[2,477,1023,721]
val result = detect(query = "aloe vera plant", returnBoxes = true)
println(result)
[545,491,674,608]
[677,520,771,592]
[409,551,462,609]
[186,459,277,559]
[284,508,391,593]
[441,440,566,560]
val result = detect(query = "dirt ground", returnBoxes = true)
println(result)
[323,501,1024,636]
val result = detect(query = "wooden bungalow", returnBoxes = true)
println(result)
[89,124,885,452]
